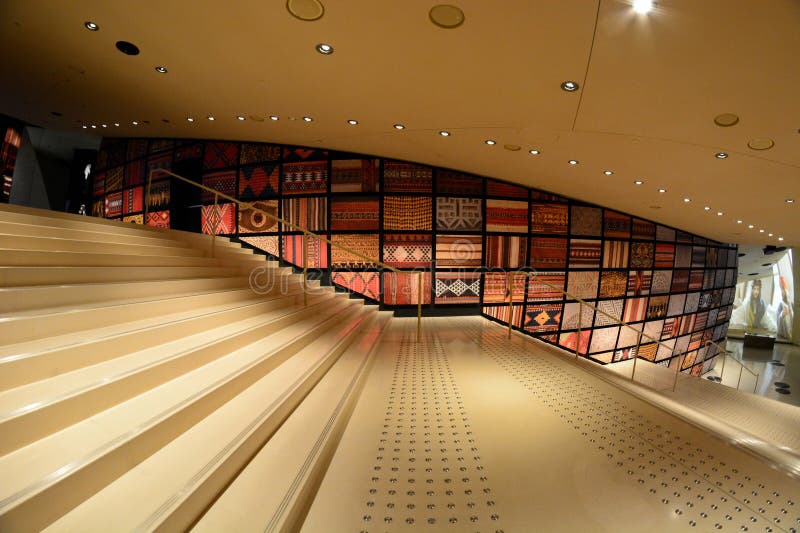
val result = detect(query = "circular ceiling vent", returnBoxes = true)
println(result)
[747,138,774,150]
[429,4,465,28]
[287,0,324,21]
[713,113,739,127]
[115,41,140,56]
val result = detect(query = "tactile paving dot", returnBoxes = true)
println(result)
[454,319,800,532]
[359,325,501,531]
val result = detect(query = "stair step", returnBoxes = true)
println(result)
[194,312,391,532]
[0,265,241,287]
[0,297,363,531]
[0,221,196,249]
[0,249,227,268]
[0,234,206,257]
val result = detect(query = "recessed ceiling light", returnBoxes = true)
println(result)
[101,124,107,128]
[736,220,742,224]
[115,40,140,56]
[717,211,723,216]
[748,138,774,151]
[568,159,579,165]
[604,170,614,176]
[316,43,333,55]
[85,21,99,31]
[715,152,728,159]
[759,229,765,233]
[90,124,96,129]
[768,233,773,237]
[632,0,654,14]
[393,124,405,130]
[485,140,496,145]
[187,117,195,122]
[113,122,119,127]
[748,224,754,229]
[429,4,465,29]
[82,125,87,129]
[236,115,246,121]
[132,121,139,125]
[633,180,643,185]
[269,115,279,121]
[286,0,325,21]
[561,81,579,92]
[529,149,540,155]
[303,116,313,122]
[347,119,358,125]
[439,130,450,136]
[786,199,795,203]
[779,237,784,241]
[207,116,215,121]
[658,188,666,193]
[683,198,691,203]
[155,66,168,74]
[714,113,739,127]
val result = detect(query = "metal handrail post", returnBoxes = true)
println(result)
[671,354,683,392]
[507,272,513,339]
[631,331,642,381]
[575,302,582,361]
[211,193,218,258]
[417,271,422,343]
[302,233,308,307]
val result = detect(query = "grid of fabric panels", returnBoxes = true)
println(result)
[281,197,327,232]
[330,196,379,230]
[530,237,567,269]
[435,271,481,304]
[383,196,432,230]
[486,199,528,232]
[436,197,482,231]
[485,235,526,268]
[435,235,482,267]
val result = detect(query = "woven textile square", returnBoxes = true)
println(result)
[647,295,669,319]
[203,142,239,169]
[695,310,709,330]
[688,270,704,290]
[602,240,629,269]
[123,214,143,225]
[702,270,715,290]
[589,326,620,354]
[146,180,170,212]
[632,218,655,239]
[435,235,483,267]
[436,170,483,195]
[104,192,122,217]
[630,242,654,268]
[383,234,432,268]
[524,303,562,333]
[529,237,567,269]
[330,159,380,193]
[383,161,433,193]
[282,161,328,195]
[102,141,126,168]
[281,197,327,232]
[558,330,590,355]
[106,166,123,192]
[528,272,566,301]
[240,143,281,165]
[330,196,379,230]
[383,196,432,230]
[569,239,601,268]
[123,186,143,214]
[483,272,526,303]
[201,203,235,235]
[705,247,718,268]
[562,302,595,329]
[239,236,279,258]
[330,234,379,268]
[238,201,279,234]
[148,139,174,154]
[677,231,693,243]
[637,342,658,362]
[671,269,689,292]
[486,179,527,198]
[435,271,481,304]
[483,305,524,328]
[282,147,328,162]
[643,320,664,343]
[531,203,568,234]
[127,139,148,160]
[283,234,328,268]
[724,269,735,287]
[202,170,236,201]
[712,270,724,289]
[674,245,691,267]
[622,297,648,323]
[691,246,706,267]
[650,270,672,294]
[530,191,569,202]
[570,206,602,236]
[174,142,203,162]
[595,299,624,326]
[667,294,686,316]
[591,351,615,364]
[93,173,105,197]
[654,243,675,268]
[627,270,652,296]
[707,308,719,327]
[146,210,170,228]
[599,271,627,298]
[603,211,631,239]
[485,235,526,268]
[239,163,279,199]
[726,249,737,268]
[147,152,172,176]
[383,272,431,305]
[656,225,676,242]
[332,271,380,301]
[436,197,482,231]
[486,199,528,232]
[566,271,598,300]
[125,159,144,187]
[617,324,644,348]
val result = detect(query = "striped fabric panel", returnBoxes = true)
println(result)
[569,239,601,268]
[627,270,652,296]
[485,235,527,268]
[486,179,527,198]
[282,161,328,195]
[529,237,567,269]
[654,243,675,268]
[691,246,706,267]
[632,218,655,239]
[383,272,432,305]
[282,234,329,268]
[330,196,379,230]
[656,225,676,242]
[688,269,704,290]
[603,211,631,239]
[483,304,524,328]
[622,297,648,323]
[483,272,526,303]
[486,199,528,232]
[435,234,483,267]
[557,330,591,355]
[383,161,433,193]
[530,203,568,234]
[527,272,566,301]
[602,240,629,269]
[281,196,328,232]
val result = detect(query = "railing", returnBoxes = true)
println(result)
[144,169,423,340]
[504,272,759,393]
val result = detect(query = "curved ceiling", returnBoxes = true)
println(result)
[1,0,798,245]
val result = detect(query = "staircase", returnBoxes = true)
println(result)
[0,203,391,532]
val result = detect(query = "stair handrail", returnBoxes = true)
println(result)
[506,271,758,393]
[145,168,423,340]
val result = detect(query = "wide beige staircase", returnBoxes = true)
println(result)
[0,203,391,532]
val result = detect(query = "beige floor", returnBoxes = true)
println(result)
[303,317,800,532]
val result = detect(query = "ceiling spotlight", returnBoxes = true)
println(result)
[187,117,194,122]
[786,199,795,204]
[604,170,614,176]
[207,116,215,121]
[393,124,405,130]
[236,115,246,121]
[529,149,540,155]
[736,220,742,224]
[715,152,728,159]
[561,81,579,92]
[82,125,87,129]
[717,211,723,216]
[113,122,119,127]
[759,229,765,233]
[347,119,358,125]
[316,43,334,55]
[439,130,450,136]
[568,159,579,165]
[779,237,784,241]
[90,124,96,129]
[703,206,710,211]
[269,115,279,121]
[632,0,654,14]
[84,21,99,31]
[768,233,773,237]
[748,224,754,229]
[101,124,107,128]
[485,140,496,145]
[658,188,666,193]
[155,66,168,74]
[633,180,643,185]
[303,116,313,122]
[132,121,139,125]
[683,198,691,203]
